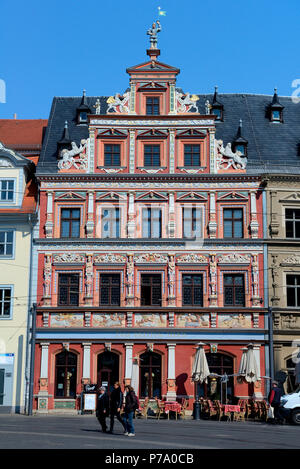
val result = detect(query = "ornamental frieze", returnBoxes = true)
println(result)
[217,253,251,264]
[281,255,300,266]
[52,253,86,264]
[176,254,208,263]
[93,254,127,264]
[134,253,168,263]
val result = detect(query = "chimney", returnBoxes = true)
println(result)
[13,113,17,120]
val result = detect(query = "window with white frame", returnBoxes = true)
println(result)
[0,180,14,202]
[142,207,162,238]
[101,207,120,238]
[0,288,12,318]
[182,207,202,238]
[0,231,13,256]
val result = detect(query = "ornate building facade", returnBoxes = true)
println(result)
[32,36,269,413]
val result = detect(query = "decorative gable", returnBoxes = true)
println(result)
[217,191,248,201]
[97,129,128,139]
[138,82,167,92]
[135,191,168,202]
[176,129,206,139]
[137,129,168,139]
[176,192,207,202]
[279,193,300,203]
[54,191,86,201]
[96,192,127,201]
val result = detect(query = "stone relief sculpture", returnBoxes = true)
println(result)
[58,140,87,170]
[215,140,247,170]
[176,91,199,113]
[53,253,85,263]
[43,254,52,304]
[106,92,130,114]
[126,254,135,305]
[168,255,176,304]
[85,254,94,299]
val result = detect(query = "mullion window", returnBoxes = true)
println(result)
[0,231,13,256]
[144,145,160,167]
[182,274,203,306]
[183,207,201,238]
[104,144,121,166]
[100,274,120,306]
[223,208,243,238]
[146,97,160,115]
[61,208,80,238]
[142,208,161,238]
[141,274,162,306]
[102,208,120,238]
[184,144,200,166]
[0,288,11,317]
[0,180,14,201]
[287,275,300,307]
[58,274,79,306]
[286,209,300,238]
[224,274,245,306]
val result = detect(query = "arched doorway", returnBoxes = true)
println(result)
[140,351,162,399]
[197,353,234,403]
[55,351,77,398]
[97,351,119,393]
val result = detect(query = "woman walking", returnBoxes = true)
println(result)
[96,386,109,433]
[123,385,139,437]
[108,382,126,434]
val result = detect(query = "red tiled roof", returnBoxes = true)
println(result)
[0,119,47,146]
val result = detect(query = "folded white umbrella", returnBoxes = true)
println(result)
[238,347,248,376]
[294,350,300,385]
[244,343,259,383]
[192,343,210,384]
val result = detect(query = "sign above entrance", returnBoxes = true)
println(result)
[0,354,14,365]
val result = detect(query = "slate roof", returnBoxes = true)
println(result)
[37,93,300,175]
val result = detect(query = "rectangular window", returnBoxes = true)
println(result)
[286,209,300,238]
[224,274,245,306]
[60,208,80,238]
[144,145,160,167]
[223,208,243,238]
[146,97,160,115]
[0,288,12,317]
[101,208,120,238]
[182,274,203,306]
[141,274,162,306]
[142,208,162,238]
[0,180,14,202]
[104,144,121,166]
[100,274,121,306]
[182,207,202,238]
[184,144,201,166]
[58,273,80,306]
[0,231,13,256]
[287,275,300,307]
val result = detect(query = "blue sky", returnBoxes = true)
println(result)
[1,0,300,119]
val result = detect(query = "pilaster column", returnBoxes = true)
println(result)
[129,83,136,115]
[84,254,93,306]
[167,254,176,306]
[209,128,216,174]
[125,343,133,386]
[82,343,91,385]
[43,254,52,306]
[208,191,217,238]
[251,254,260,307]
[45,191,54,238]
[209,254,218,306]
[168,191,175,237]
[169,84,176,115]
[270,191,279,236]
[127,191,135,238]
[250,190,259,238]
[129,130,136,173]
[38,343,50,412]
[169,130,175,173]
[166,344,176,400]
[86,191,94,237]
[126,253,135,306]
[253,344,263,398]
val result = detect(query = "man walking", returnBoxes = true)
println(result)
[123,385,139,437]
[108,382,126,434]
[268,381,284,423]
[96,386,109,433]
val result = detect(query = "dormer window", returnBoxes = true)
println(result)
[76,90,91,124]
[232,119,248,158]
[269,88,284,123]
[211,86,224,121]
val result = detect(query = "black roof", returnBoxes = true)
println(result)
[37,93,300,175]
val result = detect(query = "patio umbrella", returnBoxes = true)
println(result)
[192,342,210,384]
[244,343,259,383]
[131,356,140,395]
[294,350,300,385]
[238,347,248,377]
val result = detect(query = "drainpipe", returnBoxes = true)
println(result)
[28,303,37,416]
[268,306,274,382]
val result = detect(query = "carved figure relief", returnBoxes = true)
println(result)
[218,253,250,264]
[58,140,87,170]
[93,254,126,263]
[134,314,167,328]
[176,91,199,113]
[218,313,252,329]
[177,313,209,328]
[53,253,85,264]
[134,253,168,263]
[93,313,125,328]
[106,92,130,114]
[176,254,207,263]
[215,139,247,170]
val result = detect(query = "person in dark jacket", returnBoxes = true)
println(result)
[268,381,284,423]
[108,382,126,434]
[96,386,109,432]
[123,385,138,436]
